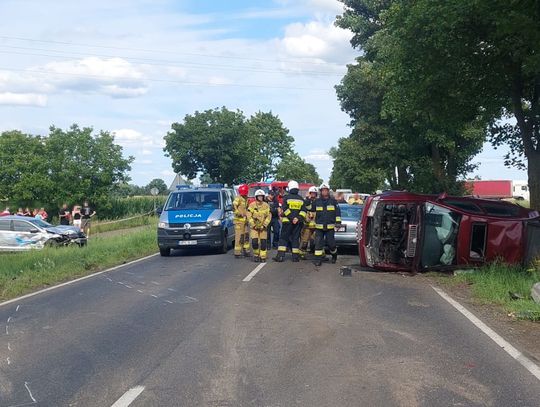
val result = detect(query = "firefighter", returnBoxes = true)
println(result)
[247,189,271,262]
[313,183,341,266]
[274,180,306,262]
[233,184,251,258]
[266,190,281,249]
[300,186,318,259]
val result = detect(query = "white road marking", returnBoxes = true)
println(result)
[6,357,10,365]
[8,342,11,351]
[432,286,540,381]
[110,385,145,407]
[7,316,12,323]
[165,300,174,304]
[137,290,144,293]
[24,381,36,403]
[15,305,20,312]
[184,296,198,302]
[5,325,8,335]
[242,263,267,282]
[151,294,158,298]
[0,253,159,309]
[125,285,132,289]
[151,281,160,286]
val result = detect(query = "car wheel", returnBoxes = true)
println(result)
[219,231,228,254]
[160,247,171,257]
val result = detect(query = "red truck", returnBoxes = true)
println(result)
[465,180,530,201]
[358,191,540,273]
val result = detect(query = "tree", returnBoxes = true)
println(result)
[244,111,294,181]
[275,152,322,185]
[164,107,251,185]
[345,0,540,207]
[145,178,168,195]
[335,1,485,195]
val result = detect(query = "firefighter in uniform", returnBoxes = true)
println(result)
[313,183,341,266]
[233,184,251,258]
[247,189,271,262]
[300,186,318,259]
[274,180,306,262]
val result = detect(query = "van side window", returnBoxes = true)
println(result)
[0,220,10,231]
[470,223,487,260]
[13,220,34,232]
[225,190,233,208]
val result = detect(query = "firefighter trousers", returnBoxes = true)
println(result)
[300,226,315,256]
[250,228,268,260]
[277,222,302,258]
[234,221,250,256]
[314,229,337,259]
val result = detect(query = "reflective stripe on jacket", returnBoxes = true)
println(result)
[314,197,341,230]
[281,193,307,223]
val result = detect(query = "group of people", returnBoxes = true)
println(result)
[233,181,341,266]
[0,201,96,234]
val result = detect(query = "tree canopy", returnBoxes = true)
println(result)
[275,152,322,185]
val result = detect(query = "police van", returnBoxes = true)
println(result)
[157,184,236,256]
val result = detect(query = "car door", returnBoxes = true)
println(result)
[0,219,13,250]
[224,190,235,237]
[13,219,47,250]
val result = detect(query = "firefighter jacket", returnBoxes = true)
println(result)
[233,195,248,223]
[313,197,342,230]
[247,201,271,230]
[304,197,317,228]
[281,193,306,224]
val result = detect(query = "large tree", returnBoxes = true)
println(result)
[164,107,251,185]
[145,178,168,195]
[275,152,322,185]
[245,111,294,181]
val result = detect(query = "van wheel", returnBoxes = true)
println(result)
[160,248,171,257]
[219,231,228,254]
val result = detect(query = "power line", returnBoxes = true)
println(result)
[0,45,344,77]
[0,35,337,67]
[0,66,335,92]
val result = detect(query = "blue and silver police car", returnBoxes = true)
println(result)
[157,184,236,256]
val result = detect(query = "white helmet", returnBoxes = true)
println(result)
[308,186,318,194]
[288,180,299,191]
[319,183,330,190]
[255,189,266,198]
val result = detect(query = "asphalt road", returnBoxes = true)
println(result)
[1,249,539,407]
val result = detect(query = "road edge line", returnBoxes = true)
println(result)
[432,285,540,381]
[111,385,145,407]
[0,253,159,308]
[243,263,267,282]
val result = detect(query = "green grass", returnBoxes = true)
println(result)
[0,225,157,301]
[452,262,540,321]
[93,215,158,234]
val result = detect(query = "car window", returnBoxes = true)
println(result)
[224,190,233,207]
[479,202,520,217]
[338,204,363,219]
[0,219,10,231]
[13,220,36,232]
[443,199,483,214]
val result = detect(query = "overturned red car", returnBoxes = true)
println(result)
[358,191,540,272]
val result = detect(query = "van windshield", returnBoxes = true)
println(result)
[166,191,221,210]
[421,203,461,268]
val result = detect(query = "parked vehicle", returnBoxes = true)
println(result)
[157,184,236,256]
[358,191,540,272]
[335,204,363,248]
[465,180,530,201]
[270,181,315,200]
[247,182,270,204]
[0,216,87,251]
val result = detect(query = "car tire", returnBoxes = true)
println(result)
[219,231,228,254]
[160,247,171,257]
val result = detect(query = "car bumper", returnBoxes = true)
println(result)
[157,227,224,249]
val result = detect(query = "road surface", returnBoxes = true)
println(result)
[1,250,539,406]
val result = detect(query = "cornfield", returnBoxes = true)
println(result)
[98,196,167,219]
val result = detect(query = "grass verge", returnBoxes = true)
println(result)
[92,214,157,234]
[437,263,540,321]
[0,225,157,301]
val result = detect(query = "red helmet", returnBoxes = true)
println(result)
[238,184,249,197]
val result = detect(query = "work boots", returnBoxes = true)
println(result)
[314,258,322,267]
[331,252,338,264]
[292,253,300,262]
[273,252,284,262]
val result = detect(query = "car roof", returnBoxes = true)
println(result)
[0,216,36,220]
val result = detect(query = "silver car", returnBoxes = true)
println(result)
[0,216,87,251]
[335,204,363,248]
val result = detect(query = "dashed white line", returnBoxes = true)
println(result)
[151,281,160,286]
[432,286,540,382]
[137,290,144,293]
[165,300,174,304]
[5,325,9,335]
[110,385,145,407]
[15,305,20,312]
[6,357,11,365]
[151,294,158,298]
[24,381,36,403]
[7,316,12,323]
[242,263,267,282]
[8,342,11,351]
[125,285,133,289]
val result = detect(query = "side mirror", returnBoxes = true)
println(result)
[225,204,233,212]
[156,206,163,215]
[29,228,39,234]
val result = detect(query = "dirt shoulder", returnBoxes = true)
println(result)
[423,274,540,364]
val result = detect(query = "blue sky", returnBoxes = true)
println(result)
[0,0,527,187]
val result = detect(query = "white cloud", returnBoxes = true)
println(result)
[0,92,47,107]
[113,128,162,149]
[307,0,344,14]
[140,149,153,156]
[304,148,331,161]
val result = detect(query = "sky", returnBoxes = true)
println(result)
[0,0,527,187]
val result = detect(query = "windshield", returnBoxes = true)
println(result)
[421,203,461,268]
[166,191,221,210]
[339,204,363,220]
[28,218,53,228]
